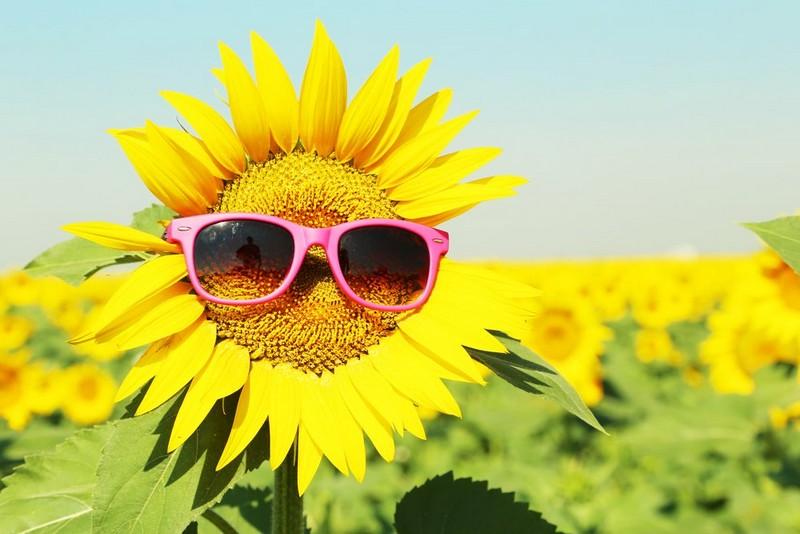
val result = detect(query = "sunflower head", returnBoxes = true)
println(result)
[64,22,535,494]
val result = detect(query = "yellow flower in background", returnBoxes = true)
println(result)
[60,364,117,426]
[748,250,800,351]
[0,352,34,430]
[522,292,609,406]
[23,363,64,416]
[635,328,683,366]
[63,22,534,494]
[0,315,34,352]
[0,270,40,307]
[701,308,793,395]
[629,271,694,329]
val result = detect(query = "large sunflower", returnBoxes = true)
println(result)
[64,22,535,493]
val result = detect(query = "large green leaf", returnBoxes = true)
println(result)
[394,472,560,534]
[745,216,800,273]
[24,238,142,285]
[131,204,177,236]
[196,485,272,534]
[0,390,267,534]
[23,204,175,285]
[91,393,268,534]
[469,332,605,433]
[0,425,114,533]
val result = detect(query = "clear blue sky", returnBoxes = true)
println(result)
[1,0,798,267]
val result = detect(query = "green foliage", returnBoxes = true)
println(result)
[471,333,605,433]
[745,216,800,272]
[24,239,142,285]
[23,204,174,284]
[0,391,268,534]
[195,483,272,534]
[0,425,113,533]
[394,472,559,534]
[301,318,800,533]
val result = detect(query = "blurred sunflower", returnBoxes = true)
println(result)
[0,351,34,430]
[64,22,534,493]
[701,308,793,395]
[60,364,117,425]
[521,291,608,406]
[748,250,800,351]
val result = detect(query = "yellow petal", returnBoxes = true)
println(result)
[95,254,188,332]
[394,176,523,220]
[335,46,400,162]
[217,359,272,469]
[333,365,395,462]
[374,111,478,189]
[62,221,178,254]
[300,373,349,475]
[345,358,404,432]
[161,91,246,174]
[354,59,431,169]
[373,88,452,167]
[371,336,461,416]
[251,32,299,154]
[298,20,346,156]
[421,307,508,353]
[297,426,322,496]
[219,42,270,162]
[136,319,216,415]
[397,313,486,384]
[268,364,302,470]
[387,147,502,201]
[96,288,205,351]
[158,126,234,179]
[114,337,171,402]
[168,340,250,451]
[319,372,366,481]
[144,121,221,207]
[398,397,426,439]
[110,130,209,215]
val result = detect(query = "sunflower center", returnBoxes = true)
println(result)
[207,151,402,374]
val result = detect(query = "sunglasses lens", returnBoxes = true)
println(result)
[194,220,294,301]
[337,226,430,307]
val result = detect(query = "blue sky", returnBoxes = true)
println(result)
[1,1,798,267]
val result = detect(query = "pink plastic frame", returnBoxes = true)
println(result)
[166,213,450,312]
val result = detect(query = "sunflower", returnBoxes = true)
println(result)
[520,291,608,406]
[63,22,534,493]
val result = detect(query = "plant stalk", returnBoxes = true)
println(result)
[272,454,304,534]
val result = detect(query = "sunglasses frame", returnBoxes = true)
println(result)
[165,213,450,312]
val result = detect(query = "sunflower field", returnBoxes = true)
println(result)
[3,20,800,534]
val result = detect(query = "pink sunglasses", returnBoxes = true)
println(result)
[165,213,450,312]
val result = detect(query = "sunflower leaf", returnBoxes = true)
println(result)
[469,332,606,433]
[91,391,268,534]
[132,204,178,236]
[195,484,272,534]
[744,216,800,273]
[0,424,114,533]
[23,204,174,285]
[24,238,142,285]
[394,472,561,534]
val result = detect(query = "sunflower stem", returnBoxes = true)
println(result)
[272,455,304,534]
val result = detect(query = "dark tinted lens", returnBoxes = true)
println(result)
[194,220,294,301]
[338,226,429,306]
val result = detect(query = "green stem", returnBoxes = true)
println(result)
[272,453,304,534]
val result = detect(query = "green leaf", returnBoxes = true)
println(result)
[24,238,142,285]
[196,485,272,534]
[0,425,114,533]
[91,393,268,534]
[132,204,177,236]
[469,332,606,433]
[23,203,175,285]
[745,216,800,273]
[394,472,560,534]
